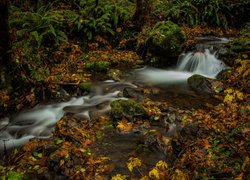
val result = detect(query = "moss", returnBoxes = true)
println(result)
[79,82,92,92]
[147,21,186,58]
[85,61,110,72]
[110,99,146,120]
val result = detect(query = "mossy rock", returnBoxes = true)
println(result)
[216,69,231,81]
[187,74,213,94]
[110,99,146,120]
[79,82,92,92]
[146,21,186,61]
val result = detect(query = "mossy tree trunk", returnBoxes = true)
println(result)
[0,0,11,88]
[133,0,151,29]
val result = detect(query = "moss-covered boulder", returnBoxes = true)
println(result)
[110,99,146,120]
[79,82,92,93]
[146,21,186,64]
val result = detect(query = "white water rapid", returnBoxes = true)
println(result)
[135,49,227,86]
[0,46,228,152]
[0,81,135,151]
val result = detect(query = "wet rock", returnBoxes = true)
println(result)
[123,87,144,101]
[180,123,199,139]
[187,74,214,94]
[48,156,61,173]
[110,99,146,121]
[216,69,231,81]
[44,144,58,156]
[188,74,225,94]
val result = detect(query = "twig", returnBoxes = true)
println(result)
[48,82,79,86]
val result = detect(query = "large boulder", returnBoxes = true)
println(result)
[146,21,186,65]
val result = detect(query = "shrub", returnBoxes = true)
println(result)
[74,0,135,41]
[153,0,249,28]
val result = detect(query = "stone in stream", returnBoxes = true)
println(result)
[187,74,224,94]
[122,87,144,101]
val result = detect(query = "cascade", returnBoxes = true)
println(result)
[136,48,227,86]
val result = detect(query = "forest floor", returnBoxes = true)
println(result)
[0,26,249,179]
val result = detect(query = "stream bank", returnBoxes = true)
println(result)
[1,28,249,179]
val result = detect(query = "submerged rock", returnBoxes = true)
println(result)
[110,99,146,121]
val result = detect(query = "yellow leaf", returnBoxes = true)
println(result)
[242,156,249,171]
[162,137,171,146]
[149,168,160,179]
[202,139,211,150]
[111,174,127,180]
[140,176,150,180]
[235,173,243,180]
[117,117,133,132]
[171,169,187,180]
[127,157,142,172]
[116,27,122,33]
[235,91,244,100]
[156,160,168,170]
[224,88,234,94]
[224,94,234,104]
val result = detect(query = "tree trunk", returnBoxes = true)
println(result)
[133,0,151,29]
[0,0,10,88]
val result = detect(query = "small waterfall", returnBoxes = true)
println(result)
[177,49,226,77]
[135,48,227,86]
[0,81,136,151]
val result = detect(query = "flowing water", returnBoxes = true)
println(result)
[0,40,228,152]
[135,49,227,86]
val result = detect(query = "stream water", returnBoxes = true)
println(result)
[0,38,229,152]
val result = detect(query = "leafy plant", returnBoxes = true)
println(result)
[156,0,249,28]
[10,4,68,48]
[74,0,134,41]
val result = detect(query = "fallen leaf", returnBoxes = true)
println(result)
[127,157,142,172]
[117,117,133,132]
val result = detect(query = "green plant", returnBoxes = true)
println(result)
[74,0,134,41]
[10,4,68,48]
[162,0,231,28]
[85,61,110,72]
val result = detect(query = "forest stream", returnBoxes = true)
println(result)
[0,38,231,177]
